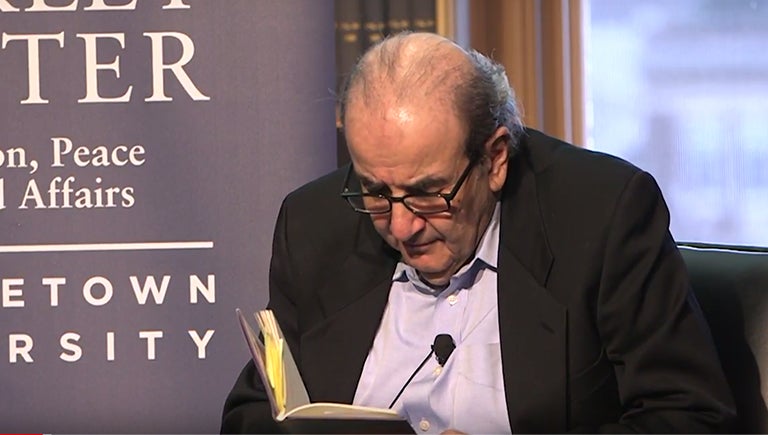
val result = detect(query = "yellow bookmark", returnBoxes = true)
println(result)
[264,332,286,413]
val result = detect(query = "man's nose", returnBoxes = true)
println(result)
[389,202,424,241]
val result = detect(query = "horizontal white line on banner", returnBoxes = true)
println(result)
[0,241,214,253]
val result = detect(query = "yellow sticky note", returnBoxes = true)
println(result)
[264,333,286,413]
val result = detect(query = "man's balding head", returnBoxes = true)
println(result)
[343,33,468,119]
[340,32,524,162]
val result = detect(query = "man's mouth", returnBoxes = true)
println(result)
[403,240,434,251]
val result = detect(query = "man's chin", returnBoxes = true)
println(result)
[402,257,452,285]
[419,274,451,288]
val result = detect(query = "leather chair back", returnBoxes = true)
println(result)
[680,244,768,433]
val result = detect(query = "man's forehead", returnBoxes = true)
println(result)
[353,160,462,193]
[345,97,464,135]
[346,100,466,161]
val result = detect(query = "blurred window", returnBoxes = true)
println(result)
[585,0,768,246]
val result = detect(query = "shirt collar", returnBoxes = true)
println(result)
[392,202,501,295]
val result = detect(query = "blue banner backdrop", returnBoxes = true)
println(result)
[0,1,336,432]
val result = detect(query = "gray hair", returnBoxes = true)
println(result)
[338,32,524,162]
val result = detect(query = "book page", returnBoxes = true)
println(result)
[256,310,287,414]
[286,402,403,420]
[254,309,311,417]
[235,308,280,416]
[237,309,405,427]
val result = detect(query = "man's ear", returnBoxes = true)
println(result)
[485,126,510,193]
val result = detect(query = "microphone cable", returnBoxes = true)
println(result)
[388,334,455,409]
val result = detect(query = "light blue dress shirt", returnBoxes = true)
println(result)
[353,203,511,434]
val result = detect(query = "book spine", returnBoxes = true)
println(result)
[412,0,436,33]
[334,0,364,166]
[335,0,364,92]
[386,0,412,35]
[361,0,387,46]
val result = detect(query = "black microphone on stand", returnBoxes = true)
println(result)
[388,334,456,409]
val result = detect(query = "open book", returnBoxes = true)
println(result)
[236,308,413,433]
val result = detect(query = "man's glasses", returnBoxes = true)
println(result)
[340,159,475,215]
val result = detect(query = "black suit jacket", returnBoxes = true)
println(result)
[222,129,736,433]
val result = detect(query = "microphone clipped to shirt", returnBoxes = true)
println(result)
[432,334,456,366]
[388,334,456,409]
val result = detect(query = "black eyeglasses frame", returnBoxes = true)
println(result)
[340,159,476,215]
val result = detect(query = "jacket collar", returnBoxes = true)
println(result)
[499,132,554,288]
[497,135,566,432]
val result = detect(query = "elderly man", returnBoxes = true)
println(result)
[221,32,735,433]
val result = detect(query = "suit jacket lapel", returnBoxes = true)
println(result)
[299,214,398,404]
[498,140,567,432]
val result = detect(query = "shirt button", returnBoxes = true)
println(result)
[419,419,430,431]
[447,294,458,305]
[433,365,443,376]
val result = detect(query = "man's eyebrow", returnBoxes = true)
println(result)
[354,174,387,194]
[409,176,448,192]
[356,173,450,193]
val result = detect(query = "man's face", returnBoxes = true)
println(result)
[345,100,507,286]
